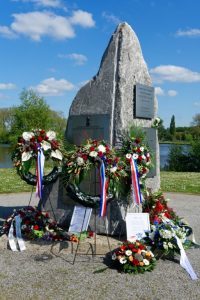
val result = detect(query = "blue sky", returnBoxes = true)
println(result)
[0,0,200,127]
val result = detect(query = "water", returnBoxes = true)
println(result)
[0,144,12,168]
[160,143,191,169]
[0,143,191,169]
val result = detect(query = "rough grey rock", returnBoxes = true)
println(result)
[43,22,160,235]
[68,22,160,190]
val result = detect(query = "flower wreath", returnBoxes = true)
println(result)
[12,129,63,186]
[63,139,129,208]
[121,127,153,186]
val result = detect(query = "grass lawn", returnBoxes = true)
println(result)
[0,168,32,193]
[0,168,200,195]
[160,171,200,194]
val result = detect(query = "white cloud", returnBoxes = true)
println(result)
[31,77,75,96]
[11,11,75,41]
[176,28,200,37]
[167,90,178,97]
[0,83,16,90]
[194,101,200,107]
[0,10,95,41]
[155,86,165,96]
[150,65,200,83]
[70,10,95,28]
[58,53,87,65]
[0,26,17,39]
[11,0,64,8]
[102,12,121,25]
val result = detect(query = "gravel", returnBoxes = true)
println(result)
[0,192,200,300]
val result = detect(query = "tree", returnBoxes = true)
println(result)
[192,113,200,127]
[0,108,15,143]
[169,115,176,138]
[9,89,67,143]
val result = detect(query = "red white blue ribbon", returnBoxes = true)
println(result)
[130,156,142,206]
[36,148,45,199]
[99,160,107,218]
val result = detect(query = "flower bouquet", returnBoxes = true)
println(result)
[111,240,156,274]
[2,207,69,241]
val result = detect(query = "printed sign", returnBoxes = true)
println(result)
[69,206,92,233]
[126,213,150,240]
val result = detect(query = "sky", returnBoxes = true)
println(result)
[0,0,200,128]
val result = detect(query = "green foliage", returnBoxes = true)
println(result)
[169,115,176,138]
[3,89,67,144]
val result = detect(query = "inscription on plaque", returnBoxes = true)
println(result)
[135,84,154,119]
[143,127,157,177]
[66,114,110,145]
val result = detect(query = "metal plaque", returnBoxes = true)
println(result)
[135,84,154,119]
[143,127,157,177]
[66,114,110,145]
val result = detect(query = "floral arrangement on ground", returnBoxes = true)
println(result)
[2,207,69,241]
[143,191,194,257]
[12,129,63,185]
[111,239,156,274]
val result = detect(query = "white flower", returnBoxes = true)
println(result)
[89,151,98,157]
[128,236,136,243]
[125,250,132,256]
[41,141,51,151]
[149,251,154,257]
[140,147,144,152]
[143,259,150,266]
[22,132,34,141]
[119,257,127,264]
[132,153,138,160]
[142,155,146,160]
[112,253,117,260]
[168,242,173,249]
[160,229,173,239]
[22,151,32,162]
[110,166,117,173]
[126,153,132,159]
[76,157,84,166]
[163,242,168,250]
[51,149,63,160]
[97,144,106,153]
[146,153,150,158]
[46,130,56,141]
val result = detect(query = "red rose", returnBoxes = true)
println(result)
[30,137,36,142]
[44,136,49,141]
[82,154,88,161]
[40,130,45,135]
[92,140,98,146]
[132,258,140,266]
[98,151,103,157]
[138,244,145,250]
[153,216,161,223]
[88,231,94,238]
[37,136,43,142]
[136,148,141,153]
[164,211,171,219]
[155,202,164,212]
[106,146,110,152]
[90,146,95,151]
[115,157,119,163]
[120,245,127,252]
[138,156,143,161]
[33,225,39,230]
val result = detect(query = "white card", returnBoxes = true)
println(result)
[69,206,92,233]
[126,213,150,240]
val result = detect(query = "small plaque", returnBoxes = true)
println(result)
[69,206,92,233]
[126,213,150,240]
[66,114,110,145]
[135,84,154,119]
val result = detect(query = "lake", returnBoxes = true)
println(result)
[0,143,191,169]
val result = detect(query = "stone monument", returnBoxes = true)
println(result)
[42,22,160,235]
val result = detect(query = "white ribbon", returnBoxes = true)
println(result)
[175,235,198,280]
[162,217,198,280]
[8,215,26,252]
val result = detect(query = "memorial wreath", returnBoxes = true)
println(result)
[12,129,63,186]
[62,139,129,208]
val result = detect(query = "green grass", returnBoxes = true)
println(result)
[161,171,200,194]
[0,168,32,193]
[0,168,200,195]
